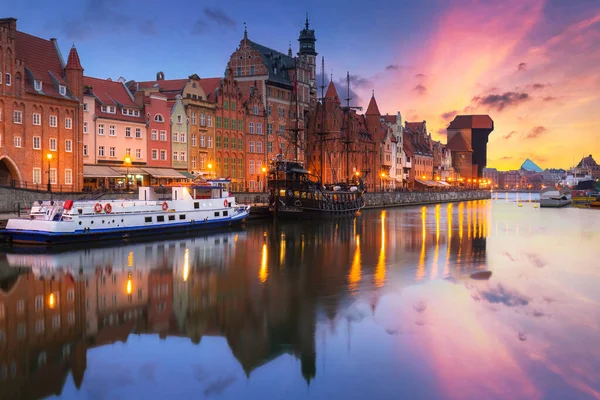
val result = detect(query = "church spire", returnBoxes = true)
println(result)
[366,92,381,116]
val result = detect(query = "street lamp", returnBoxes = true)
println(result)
[381,172,386,192]
[207,163,213,179]
[46,153,53,192]
[261,166,267,193]
[124,155,132,192]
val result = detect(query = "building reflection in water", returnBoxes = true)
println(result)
[0,201,489,398]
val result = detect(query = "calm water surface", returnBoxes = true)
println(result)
[1,194,599,400]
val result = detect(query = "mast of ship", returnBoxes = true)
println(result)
[319,57,326,183]
[342,72,362,184]
[286,57,303,163]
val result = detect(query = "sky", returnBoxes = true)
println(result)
[6,0,600,170]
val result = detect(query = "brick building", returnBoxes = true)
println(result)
[446,115,494,178]
[0,18,84,191]
[404,121,434,186]
[244,85,267,192]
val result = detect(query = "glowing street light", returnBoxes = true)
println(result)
[48,292,56,309]
[46,153,53,192]
[124,155,132,191]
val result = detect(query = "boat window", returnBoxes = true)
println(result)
[223,210,228,217]
[279,189,286,197]
[301,192,307,199]
[179,215,186,220]
[145,217,152,223]
[214,212,220,217]
[294,191,300,198]
[169,215,175,221]
[194,202,199,209]
[157,216,165,222]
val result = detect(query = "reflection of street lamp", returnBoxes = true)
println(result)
[261,166,267,193]
[46,153,53,192]
[126,272,132,295]
[207,163,213,179]
[124,155,132,191]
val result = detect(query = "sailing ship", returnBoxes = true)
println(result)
[267,57,366,218]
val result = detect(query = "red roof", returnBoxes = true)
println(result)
[405,122,425,132]
[136,78,188,92]
[446,132,473,152]
[15,31,70,99]
[325,81,340,103]
[448,115,493,130]
[383,115,396,124]
[65,45,83,70]
[83,76,144,122]
[365,95,380,115]
[199,77,222,102]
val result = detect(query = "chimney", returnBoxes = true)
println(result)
[156,71,164,80]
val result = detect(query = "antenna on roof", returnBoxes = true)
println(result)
[305,12,310,29]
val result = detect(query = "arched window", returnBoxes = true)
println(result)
[154,114,164,122]
[5,73,11,86]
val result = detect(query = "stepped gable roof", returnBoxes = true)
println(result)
[403,134,414,157]
[65,45,83,70]
[365,94,381,115]
[446,132,473,152]
[520,158,543,172]
[248,40,295,87]
[448,115,493,130]
[576,154,598,168]
[15,31,74,100]
[324,81,340,103]
[83,76,144,122]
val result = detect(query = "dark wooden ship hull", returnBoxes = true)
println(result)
[269,191,365,219]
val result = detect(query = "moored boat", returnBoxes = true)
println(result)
[2,181,250,245]
[540,186,572,208]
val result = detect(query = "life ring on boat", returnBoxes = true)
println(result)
[224,199,228,207]
[104,203,112,213]
[162,202,169,211]
[94,203,103,213]
[294,200,302,207]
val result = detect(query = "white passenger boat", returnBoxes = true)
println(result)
[540,186,572,208]
[2,182,250,245]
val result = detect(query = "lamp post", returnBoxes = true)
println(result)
[124,155,132,192]
[381,172,386,192]
[261,166,267,193]
[46,153,53,192]
[207,163,213,180]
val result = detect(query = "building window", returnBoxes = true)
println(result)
[13,137,21,148]
[125,127,132,138]
[249,122,254,134]
[237,67,241,76]
[160,150,167,160]
[65,169,72,185]
[13,110,22,124]
[16,300,24,314]
[5,73,11,86]
[98,146,105,157]
[249,160,255,174]
[173,151,179,161]
[199,156,206,169]
[253,105,259,115]
[50,169,57,184]
[249,180,255,191]
[98,124,105,135]
[278,125,285,135]
[257,123,262,134]
[207,136,213,148]
[224,118,229,129]
[223,136,229,149]
[267,141,273,153]
[35,295,44,311]
[160,130,166,141]
[267,123,273,135]
[36,319,45,334]
[52,315,61,330]
[109,147,116,157]
[257,141,263,154]
[191,134,197,147]
[154,114,164,122]
[49,115,57,127]
[33,136,41,150]
[200,135,205,147]
[180,133,186,143]
[238,120,243,131]
[249,141,255,153]
[180,151,186,161]
[83,103,88,111]
[224,101,229,110]
[109,125,116,136]
[177,115,182,124]
[207,115,213,127]
[83,121,88,134]
[33,168,42,184]
[68,311,75,325]
[151,130,158,140]
[59,85,66,96]
[83,145,89,156]
[191,112,196,124]
[151,149,158,160]
[216,136,221,148]
[126,148,131,156]
[135,149,142,159]
[33,113,41,125]
[250,66,255,75]
[135,128,142,138]
[238,138,243,150]
[50,138,57,151]
[231,102,236,111]
[191,156,196,169]
[200,113,206,126]
[65,117,72,129]
[216,117,222,128]
[64,140,73,153]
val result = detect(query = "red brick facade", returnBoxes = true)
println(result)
[0,18,83,191]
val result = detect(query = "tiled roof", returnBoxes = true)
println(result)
[248,40,295,87]
[136,78,188,92]
[15,31,71,99]
[446,132,473,152]
[403,136,414,157]
[382,115,396,124]
[84,76,144,122]
[405,122,424,133]
[448,115,493,130]
[365,95,380,115]
[199,77,222,101]
[65,45,83,70]
[576,154,598,168]
[324,81,339,103]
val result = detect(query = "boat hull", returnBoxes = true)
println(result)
[270,205,360,219]
[2,213,248,245]
[540,198,572,208]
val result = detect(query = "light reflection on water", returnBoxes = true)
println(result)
[0,196,599,400]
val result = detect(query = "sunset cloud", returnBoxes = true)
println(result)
[472,92,530,111]
[526,126,547,139]
[517,62,527,71]
[503,131,516,140]
[413,84,427,95]
[441,110,458,120]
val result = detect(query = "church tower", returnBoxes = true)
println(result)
[298,13,317,101]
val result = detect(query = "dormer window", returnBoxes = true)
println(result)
[34,80,42,91]
[154,114,164,122]
[101,105,116,114]
[59,85,66,96]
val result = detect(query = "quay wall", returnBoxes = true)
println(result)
[363,190,490,208]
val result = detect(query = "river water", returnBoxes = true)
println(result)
[0,194,599,400]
